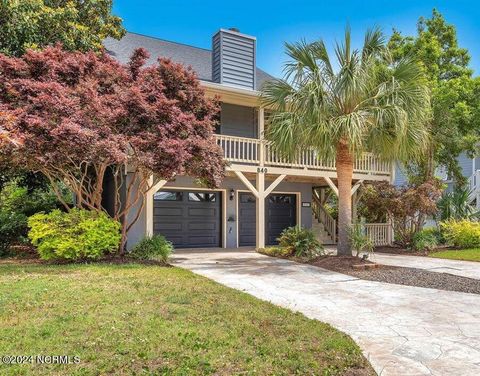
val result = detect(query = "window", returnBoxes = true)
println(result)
[240,194,256,203]
[269,195,292,204]
[154,191,183,201]
[188,192,217,202]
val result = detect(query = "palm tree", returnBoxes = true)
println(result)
[437,187,480,221]
[261,28,431,255]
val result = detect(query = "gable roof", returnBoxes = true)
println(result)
[103,32,274,91]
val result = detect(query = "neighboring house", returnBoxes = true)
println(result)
[104,29,393,250]
[394,153,480,207]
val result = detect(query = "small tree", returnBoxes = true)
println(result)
[0,46,225,251]
[0,0,125,56]
[389,9,480,184]
[361,180,443,247]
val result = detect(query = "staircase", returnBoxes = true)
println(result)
[311,190,336,245]
[468,170,480,208]
[311,213,335,244]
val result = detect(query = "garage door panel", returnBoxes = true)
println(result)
[154,207,183,216]
[240,222,255,230]
[154,222,184,231]
[187,235,218,245]
[188,222,217,231]
[153,191,221,248]
[188,208,218,217]
[239,193,297,246]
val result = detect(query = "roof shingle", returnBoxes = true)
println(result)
[103,32,274,90]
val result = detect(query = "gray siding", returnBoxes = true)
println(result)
[458,152,473,178]
[126,175,313,249]
[394,163,408,186]
[220,103,257,138]
[212,29,256,90]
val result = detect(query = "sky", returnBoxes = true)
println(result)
[113,0,480,78]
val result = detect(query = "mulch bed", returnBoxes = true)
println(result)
[309,256,480,295]
[374,245,455,256]
[374,246,429,256]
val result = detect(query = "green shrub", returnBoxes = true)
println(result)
[440,219,480,249]
[0,180,70,256]
[129,235,173,262]
[0,211,27,256]
[257,246,291,258]
[277,226,324,259]
[412,228,440,252]
[349,225,374,257]
[28,209,121,261]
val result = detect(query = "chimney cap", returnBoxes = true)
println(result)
[216,28,256,41]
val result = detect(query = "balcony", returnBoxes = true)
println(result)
[215,134,391,179]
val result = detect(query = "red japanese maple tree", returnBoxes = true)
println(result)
[0,46,225,250]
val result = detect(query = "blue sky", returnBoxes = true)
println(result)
[113,0,479,77]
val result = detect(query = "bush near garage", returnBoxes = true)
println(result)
[277,226,324,260]
[129,235,173,263]
[28,209,121,261]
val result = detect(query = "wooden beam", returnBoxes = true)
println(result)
[264,174,286,196]
[256,172,265,249]
[324,177,339,196]
[145,177,168,236]
[226,164,390,182]
[234,170,259,198]
[351,180,364,196]
[146,178,168,195]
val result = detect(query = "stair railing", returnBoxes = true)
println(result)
[312,195,336,244]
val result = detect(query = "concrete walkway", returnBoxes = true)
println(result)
[324,246,480,280]
[172,249,480,376]
[371,253,480,280]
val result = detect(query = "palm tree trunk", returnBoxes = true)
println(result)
[336,142,353,256]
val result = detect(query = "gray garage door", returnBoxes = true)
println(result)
[239,193,297,246]
[153,190,222,248]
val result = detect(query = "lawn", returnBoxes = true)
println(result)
[430,248,480,262]
[0,261,372,375]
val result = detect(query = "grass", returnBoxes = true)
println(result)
[430,248,480,262]
[0,261,373,375]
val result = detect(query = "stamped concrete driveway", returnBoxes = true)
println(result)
[172,249,480,376]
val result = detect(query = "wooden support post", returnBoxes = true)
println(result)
[352,191,358,222]
[258,107,265,167]
[145,176,167,236]
[387,216,394,245]
[256,172,265,249]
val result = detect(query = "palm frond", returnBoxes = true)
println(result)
[261,27,430,162]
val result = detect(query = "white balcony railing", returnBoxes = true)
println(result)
[215,135,260,164]
[215,134,391,176]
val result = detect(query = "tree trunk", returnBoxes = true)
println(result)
[336,142,354,256]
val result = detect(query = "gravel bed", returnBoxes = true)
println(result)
[310,256,480,294]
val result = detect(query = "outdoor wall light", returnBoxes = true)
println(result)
[229,189,235,201]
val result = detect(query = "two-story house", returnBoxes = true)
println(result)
[104,28,393,250]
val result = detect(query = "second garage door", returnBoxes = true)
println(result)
[238,193,297,246]
[153,190,222,248]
